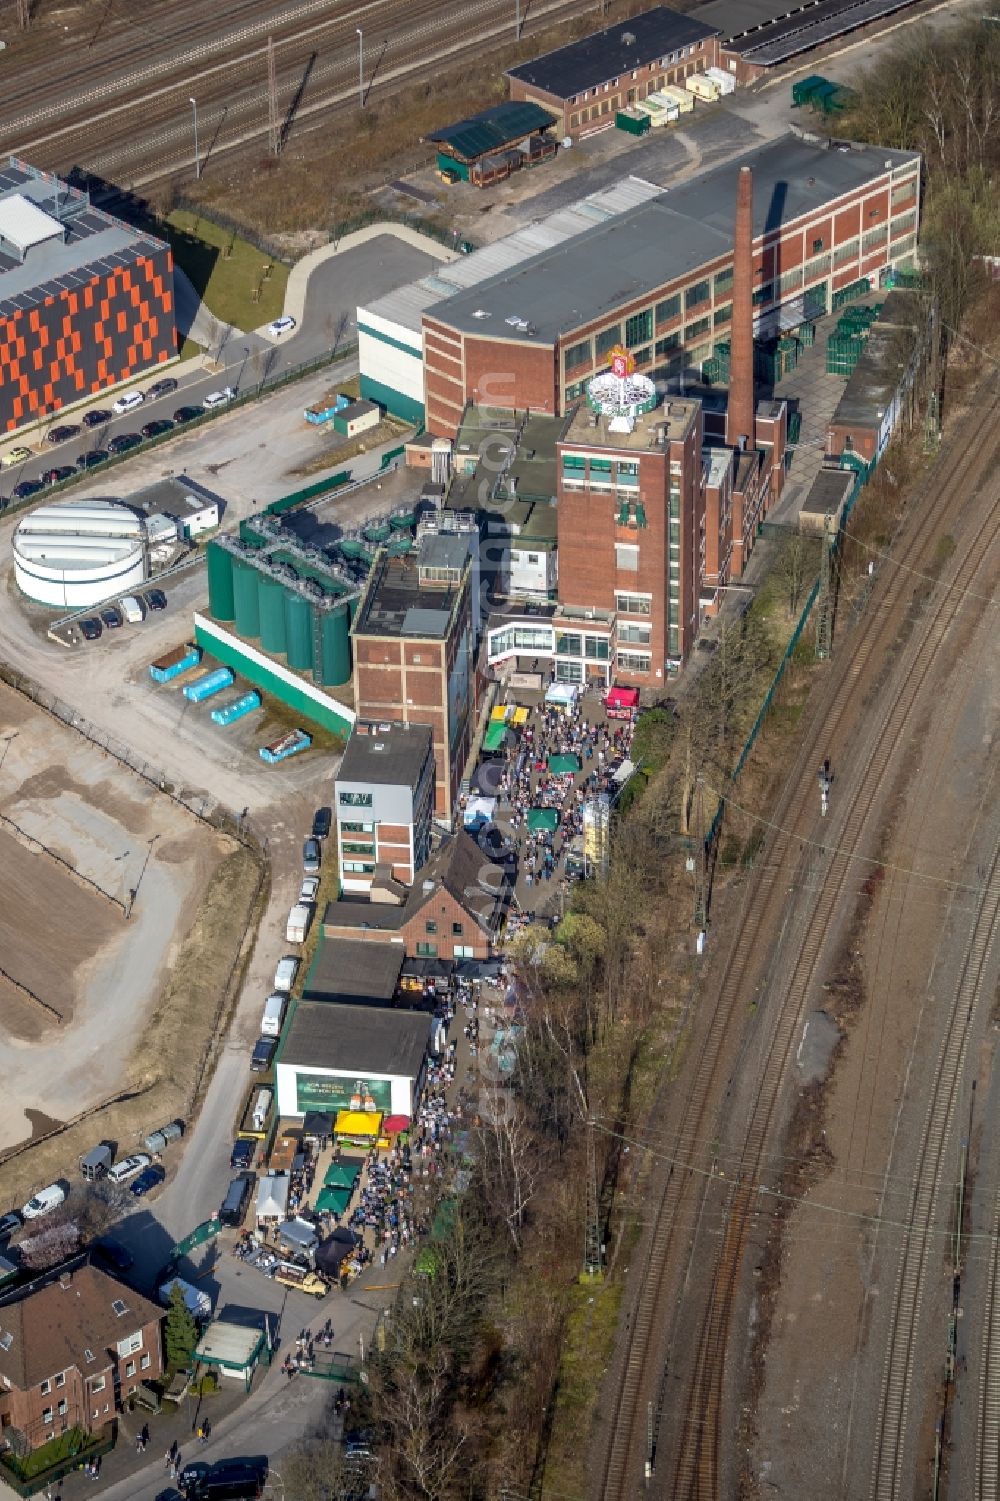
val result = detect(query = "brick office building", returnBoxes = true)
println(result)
[0,159,175,436]
[506,6,721,139]
[334,720,435,894]
[0,1261,164,1451]
[352,531,478,830]
[419,136,921,439]
[556,392,704,684]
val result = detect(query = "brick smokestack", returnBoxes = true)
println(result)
[726,165,754,451]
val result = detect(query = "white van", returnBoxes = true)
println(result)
[112,390,144,416]
[119,595,144,625]
[252,1088,273,1133]
[22,1184,66,1220]
[260,994,286,1037]
[273,957,299,994]
[158,1276,212,1320]
[286,904,311,944]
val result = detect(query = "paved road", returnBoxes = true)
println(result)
[0,234,442,504]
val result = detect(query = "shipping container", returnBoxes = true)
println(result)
[705,66,736,95]
[792,74,829,107]
[183,667,234,703]
[615,108,651,135]
[150,644,201,683]
[260,728,312,764]
[211,690,262,726]
[685,74,719,103]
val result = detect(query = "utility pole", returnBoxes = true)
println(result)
[267,36,280,156]
[582,1117,603,1281]
[924,295,941,454]
[692,775,708,933]
[189,97,200,180]
[356,28,364,109]
[815,511,836,660]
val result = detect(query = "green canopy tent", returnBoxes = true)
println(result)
[527,807,559,833]
[316,1185,353,1217]
[483,720,508,753]
[547,753,580,775]
[324,1161,361,1190]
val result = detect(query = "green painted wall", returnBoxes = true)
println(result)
[194,622,353,738]
[359,374,424,425]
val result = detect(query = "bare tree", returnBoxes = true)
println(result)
[475,1086,538,1250]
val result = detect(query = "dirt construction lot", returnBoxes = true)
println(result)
[0,682,260,1203]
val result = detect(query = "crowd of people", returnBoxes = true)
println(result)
[492,690,637,905]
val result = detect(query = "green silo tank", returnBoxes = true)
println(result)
[285,591,313,671]
[258,575,287,656]
[232,559,261,638]
[320,603,351,686]
[206,542,235,621]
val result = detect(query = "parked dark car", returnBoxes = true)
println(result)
[146,377,178,399]
[83,408,111,428]
[79,617,103,641]
[46,423,80,444]
[12,480,42,499]
[141,418,174,439]
[130,1164,165,1198]
[92,1236,134,1272]
[101,606,123,629]
[230,1138,255,1171]
[107,432,142,454]
[77,450,110,470]
[173,405,202,424]
[43,465,76,485]
[250,1037,276,1073]
[144,588,168,611]
[311,807,332,840]
[179,1458,266,1500]
[302,837,321,873]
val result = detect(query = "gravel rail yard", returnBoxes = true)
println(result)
[590,375,1000,1501]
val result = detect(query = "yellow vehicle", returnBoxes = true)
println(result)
[1,447,32,469]
[274,1262,328,1298]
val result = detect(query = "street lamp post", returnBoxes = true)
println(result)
[356,29,364,108]
[189,96,200,179]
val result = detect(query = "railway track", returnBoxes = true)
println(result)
[871,839,1000,1501]
[594,380,1000,1501]
[1,0,597,187]
[977,1167,1000,1500]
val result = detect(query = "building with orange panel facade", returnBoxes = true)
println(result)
[0,159,175,435]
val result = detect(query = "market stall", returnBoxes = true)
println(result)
[334,1109,383,1145]
[526,807,559,833]
[255,1172,289,1230]
[547,752,581,775]
[606,685,639,720]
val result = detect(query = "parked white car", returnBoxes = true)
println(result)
[298,877,319,905]
[22,1184,66,1220]
[107,1153,152,1184]
[202,387,236,409]
[112,390,144,416]
[267,316,296,337]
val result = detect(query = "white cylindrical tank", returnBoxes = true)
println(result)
[13,497,146,608]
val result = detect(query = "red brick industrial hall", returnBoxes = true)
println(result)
[0,158,176,435]
[419,135,921,439]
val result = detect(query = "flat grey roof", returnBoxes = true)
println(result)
[430,136,920,345]
[303,937,404,1003]
[507,6,719,99]
[281,1000,431,1080]
[337,721,432,789]
[353,532,471,639]
[800,467,855,517]
[0,158,169,320]
[323,898,409,934]
[128,474,221,520]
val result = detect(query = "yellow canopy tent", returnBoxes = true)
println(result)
[335,1110,383,1138]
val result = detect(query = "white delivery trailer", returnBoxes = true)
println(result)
[635,99,670,128]
[647,92,680,122]
[159,1277,212,1320]
[260,994,286,1037]
[706,65,736,95]
[686,74,719,102]
[659,84,694,114]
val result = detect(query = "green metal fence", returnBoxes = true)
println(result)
[267,469,353,515]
